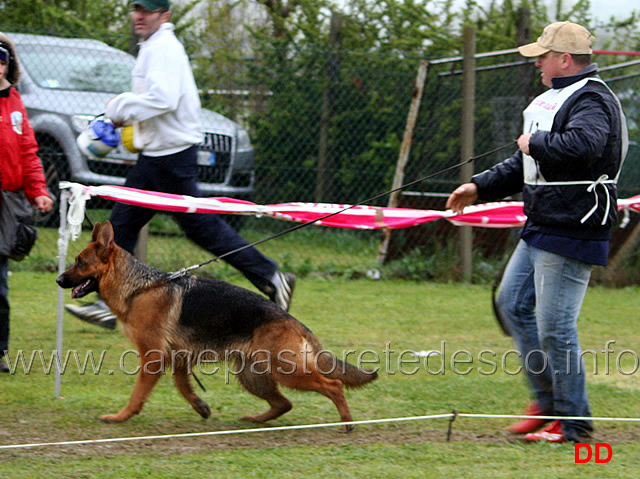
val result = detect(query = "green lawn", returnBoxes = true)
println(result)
[1,271,639,478]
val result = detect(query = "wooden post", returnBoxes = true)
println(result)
[315,11,343,202]
[603,219,640,284]
[516,7,531,47]
[129,18,138,56]
[377,60,429,264]
[460,26,476,281]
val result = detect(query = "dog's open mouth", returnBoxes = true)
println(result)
[72,278,99,298]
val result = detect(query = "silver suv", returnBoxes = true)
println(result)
[11,33,255,225]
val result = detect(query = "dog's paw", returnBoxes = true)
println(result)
[193,398,211,419]
[239,414,262,423]
[100,413,128,423]
[342,424,355,433]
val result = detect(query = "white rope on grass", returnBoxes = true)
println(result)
[2,412,639,450]
[0,414,452,450]
[457,413,640,422]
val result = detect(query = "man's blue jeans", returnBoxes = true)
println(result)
[496,239,594,440]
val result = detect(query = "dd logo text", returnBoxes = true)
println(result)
[574,443,612,463]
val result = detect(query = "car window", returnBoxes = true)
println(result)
[19,45,134,93]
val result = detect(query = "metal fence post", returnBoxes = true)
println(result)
[136,223,149,263]
[460,26,476,281]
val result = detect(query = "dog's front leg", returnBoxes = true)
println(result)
[100,351,164,423]
[173,367,211,419]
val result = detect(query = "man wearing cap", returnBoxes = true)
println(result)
[66,0,296,329]
[447,22,628,443]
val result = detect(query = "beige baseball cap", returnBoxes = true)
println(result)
[518,21,594,57]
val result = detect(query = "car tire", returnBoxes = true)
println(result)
[34,138,69,227]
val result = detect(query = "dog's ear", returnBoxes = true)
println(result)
[91,222,102,241]
[95,221,115,251]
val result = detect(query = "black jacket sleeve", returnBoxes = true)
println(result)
[471,150,524,202]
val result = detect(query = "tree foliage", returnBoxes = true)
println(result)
[238,0,640,204]
[0,0,202,52]
[2,0,638,205]
[0,0,129,42]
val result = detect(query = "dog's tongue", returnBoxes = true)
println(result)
[72,279,91,298]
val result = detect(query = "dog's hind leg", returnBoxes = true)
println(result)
[277,369,355,432]
[236,368,293,423]
[173,367,211,419]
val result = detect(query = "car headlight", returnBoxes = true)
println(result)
[71,114,96,133]
[237,126,252,151]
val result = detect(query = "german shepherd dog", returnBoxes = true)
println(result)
[57,221,377,431]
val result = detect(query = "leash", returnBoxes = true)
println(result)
[79,142,515,392]
[165,140,517,281]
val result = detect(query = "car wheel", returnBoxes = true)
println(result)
[34,139,69,227]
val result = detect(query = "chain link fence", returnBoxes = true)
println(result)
[13,31,640,284]
[376,51,640,285]
[223,43,640,284]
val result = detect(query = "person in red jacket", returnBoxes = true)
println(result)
[0,33,53,373]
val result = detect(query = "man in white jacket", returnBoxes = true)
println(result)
[66,0,295,329]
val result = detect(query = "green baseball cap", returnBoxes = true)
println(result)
[132,0,170,10]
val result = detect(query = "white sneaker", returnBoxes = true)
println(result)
[269,272,296,312]
[65,301,116,329]
[0,356,10,373]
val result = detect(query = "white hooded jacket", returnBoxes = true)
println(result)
[105,23,203,156]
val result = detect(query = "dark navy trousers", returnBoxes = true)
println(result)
[110,145,278,293]
[0,255,9,356]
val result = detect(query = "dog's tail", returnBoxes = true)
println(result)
[321,357,378,388]
[302,330,377,388]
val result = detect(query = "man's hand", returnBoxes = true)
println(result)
[34,195,54,212]
[517,133,532,155]
[446,183,478,214]
[105,97,124,128]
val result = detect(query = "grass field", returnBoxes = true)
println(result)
[2,264,640,477]
[12,217,504,284]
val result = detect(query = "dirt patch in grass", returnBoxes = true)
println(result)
[3,418,639,459]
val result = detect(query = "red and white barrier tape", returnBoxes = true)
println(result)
[60,182,640,233]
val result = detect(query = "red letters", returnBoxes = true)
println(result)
[575,443,591,463]
[574,443,612,464]
[595,443,613,463]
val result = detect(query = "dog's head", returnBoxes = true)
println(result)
[56,221,116,298]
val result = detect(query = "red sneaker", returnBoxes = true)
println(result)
[507,401,550,434]
[524,420,566,443]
